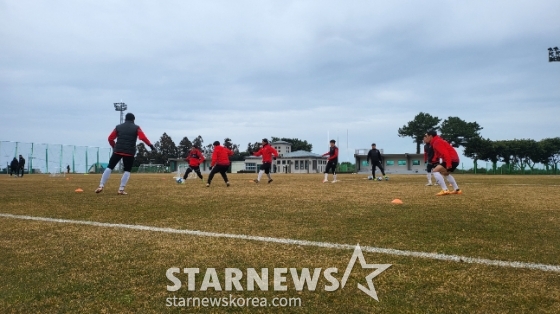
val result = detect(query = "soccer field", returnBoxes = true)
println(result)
[1,173,559,313]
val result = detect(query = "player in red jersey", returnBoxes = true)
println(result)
[425,130,462,196]
[183,145,205,181]
[95,113,155,195]
[252,138,279,184]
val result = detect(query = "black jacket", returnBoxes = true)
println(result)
[10,158,18,169]
[367,149,383,164]
[19,157,25,168]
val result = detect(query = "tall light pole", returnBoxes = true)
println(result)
[113,102,127,172]
[548,47,560,62]
[114,102,128,124]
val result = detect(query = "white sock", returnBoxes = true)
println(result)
[119,171,130,190]
[426,173,432,183]
[446,174,459,190]
[100,168,112,187]
[333,174,337,181]
[433,172,447,190]
[257,170,264,181]
[324,173,328,181]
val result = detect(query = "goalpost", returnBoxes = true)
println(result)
[48,167,66,177]
[137,164,165,173]
[173,164,198,179]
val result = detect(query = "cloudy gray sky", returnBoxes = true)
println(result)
[1,0,559,165]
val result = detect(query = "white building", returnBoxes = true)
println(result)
[354,149,425,174]
[243,141,328,173]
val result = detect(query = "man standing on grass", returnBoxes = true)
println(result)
[253,138,279,184]
[9,157,18,177]
[95,113,155,195]
[425,130,462,196]
[423,136,436,186]
[207,141,233,187]
[182,145,205,181]
[322,140,339,183]
[367,143,388,181]
[18,155,25,177]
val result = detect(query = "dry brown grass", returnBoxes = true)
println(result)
[0,173,559,313]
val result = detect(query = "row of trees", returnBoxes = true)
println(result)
[464,137,560,173]
[133,134,313,167]
[397,112,483,153]
[397,112,560,173]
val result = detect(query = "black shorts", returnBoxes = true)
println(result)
[434,161,459,172]
[426,163,434,172]
[447,161,459,172]
[107,153,134,172]
[260,162,271,174]
[325,160,337,174]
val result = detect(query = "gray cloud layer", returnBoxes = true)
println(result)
[1,1,559,165]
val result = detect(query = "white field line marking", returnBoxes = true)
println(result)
[1,213,559,273]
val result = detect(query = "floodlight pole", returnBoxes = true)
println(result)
[114,102,128,124]
[113,102,128,172]
[548,47,560,62]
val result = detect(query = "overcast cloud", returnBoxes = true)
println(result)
[1,0,559,165]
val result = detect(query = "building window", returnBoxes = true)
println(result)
[386,160,394,166]
[305,160,309,169]
[286,147,290,153]
[295,160,299,170]
[246,163,256,171]
[282,160,286,164]
[361,160,369,166]
[398,160,407,166]
[412,160,420,166]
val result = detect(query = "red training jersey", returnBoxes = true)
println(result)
[108,127,152,157]
[185,148,205,167]
[431,135,459,168]
[253,144,279,163]
[211,145,233,167]
[322,146,339,161]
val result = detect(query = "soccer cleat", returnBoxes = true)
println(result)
[95,186,104,194]
[450,189,462,195]
[426,183,433,186]
[331,180,337,183]
[436,190,451,196]
[384,176,389,181]
[268,179,273,184]
[253,179,259,184]
[322,179,328,183]
[226,182,230,187]
[117,190,127,195]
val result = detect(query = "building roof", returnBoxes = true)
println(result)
[271,140,291,145]
[354,149,424,157]
[281,150,324,158]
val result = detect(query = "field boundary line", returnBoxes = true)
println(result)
[1,213,559,273]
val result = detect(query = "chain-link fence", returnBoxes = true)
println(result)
[1,141,112,174]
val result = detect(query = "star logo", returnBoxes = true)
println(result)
[340,244,391,301]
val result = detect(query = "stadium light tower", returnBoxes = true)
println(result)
[548,47,560,62]
[113,102,128,124]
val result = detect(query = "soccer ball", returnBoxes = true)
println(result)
[367,175,374,180]
[176,178,184,184]
[376,177,383,181]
